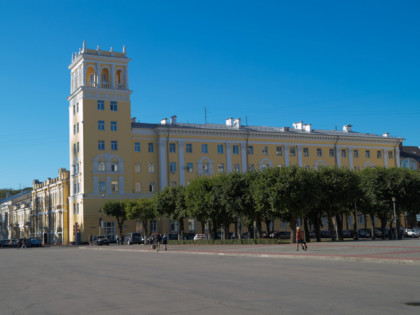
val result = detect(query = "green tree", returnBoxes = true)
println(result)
[102,200,127,238]
[154,185,187,240]
[125,198,156,241]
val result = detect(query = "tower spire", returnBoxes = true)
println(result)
[82,40,86,53]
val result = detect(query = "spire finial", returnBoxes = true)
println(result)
[82,40,86,53]
[123,44,127,56]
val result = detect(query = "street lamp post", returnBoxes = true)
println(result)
[392,197,397,240]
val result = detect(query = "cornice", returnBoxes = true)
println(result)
[68,87,132,102]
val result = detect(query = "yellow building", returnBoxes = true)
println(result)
[68,42,403,242]
[32,169,70,244]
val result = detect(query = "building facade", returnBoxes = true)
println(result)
[400,146,420,170]
[67,42,404,242]
[32,169,70,244]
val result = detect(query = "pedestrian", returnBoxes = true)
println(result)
[116,234,119,245]
[89,234,93,246]
[162,233,168,251]
[156,233,162,252]
[21,239,26,249]
[296,226,307,251]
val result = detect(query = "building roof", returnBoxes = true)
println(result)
[400,146,420,161]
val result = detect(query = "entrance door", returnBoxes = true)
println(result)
[43,233,48,244]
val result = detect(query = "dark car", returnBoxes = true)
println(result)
[1,239,12,248]
[168,233,178,240]
[29,238,43,247]
[183,232,195,240]
[270,231,291,239]
[321,230,331,238]
[95,236,109,246]
[358,228,371,238]
[342,230,352,238]
[124,232,143,245]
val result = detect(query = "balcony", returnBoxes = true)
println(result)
[101,82,110,89]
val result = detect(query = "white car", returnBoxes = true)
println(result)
[404,229,419,238]
[193,234,207,240]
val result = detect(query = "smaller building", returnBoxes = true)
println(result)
[400,146,420,170]
[10,191,32,240]
[32,169,70,245]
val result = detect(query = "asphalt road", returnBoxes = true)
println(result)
[1,245,419,314]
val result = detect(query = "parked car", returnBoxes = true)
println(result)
[124,232,143,245]
[183,232,195,240]
[95,236,109,246]
[321,230,330,238]
[168,233,178,240]
[342,230,352,238]
[193,234,207,240]
[358,229,371,238]
[404,229,419,238]
[29,238,43,247]
[270,231,291,239]
[241,232,251,239]
[0,239,12,248]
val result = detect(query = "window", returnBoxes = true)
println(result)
[77,204,79,214]
[354,166,360,171]
[186,163,193,173]
[290,147,296,156]
[201,144,208,153]
[341,149,347,158]
[218,163,225,173]
[202,160,209,173]
[99,181,106,192]
[169,143,176,153]
[98,120,105,131]
[317,148,322,157]
[110,101,118,111]
[366,150,370,158]
[303,148,309,157]
[77,142,79,153]
[77,123,79,133]
[217,144,224,154]
[358,215,364,225]
[262,146,268,156]
[149,163,155,173]
[354,150,359,158]
[111,161,119,172]
[110,121,117,131]
[73,105,75,115]
[329,149,335,157]
[149,182,155,192]
[73,204,76,214]
[248,164,255,171]
[377,150,382,159]
[233,145,239,154]
[111,141,118,151]
[247,146,254,155]
[134,142,140,152]
[135,163,141,173]
[98,161,106,172]
[73,125,76,135]
[111,180,119,192]
[135,182,141,193]
[186,144,192,153]
[77,103,79,113]
[169,162,177,173]
[234,164,240,172]
[388,151,393,159]
[98,141,105,151]
[148,143,154,153]
[97,100,105,111]
[276,146,282,156]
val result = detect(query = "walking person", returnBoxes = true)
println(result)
[162,233,168,251]
[89,234,93,246]
[296,226,307,251]
[156,233,161,252]
[116,234,119,245]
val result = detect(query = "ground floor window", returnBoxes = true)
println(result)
[104,222,116,240]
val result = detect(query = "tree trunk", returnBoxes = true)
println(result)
[396,215,402,240]
[327,213,336,241]
[224,221,230,240]
[264,218,271,237]
[179,217,185,241]
[290,216,297,244]
[255,215,262,239]
[335,214,343,241]
[369,213,376,240]
[303,216,310,243]
[380,218,387,240]
[353,208,358,240]
[389,220,394,240]
[212,221,218,240]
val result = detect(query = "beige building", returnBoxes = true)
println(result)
[67,42,403,242]
[32,169,70,244]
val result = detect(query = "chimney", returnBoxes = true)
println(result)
[233,118,241,129]
[303,124,312,132]
[343,125,352,133]
[226,118,233,127]
[170,115,177,125]
[293,121,303,130]
[161,118,168,125]
[383,132,390,137]
[131,117,136,123]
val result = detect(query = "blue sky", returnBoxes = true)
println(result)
[0,0,419,189]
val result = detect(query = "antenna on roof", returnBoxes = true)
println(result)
[205,106,207,124]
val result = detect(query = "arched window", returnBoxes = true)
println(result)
[101,68,110,88]
[86,66,96,87]
[115,69,124,89]
[314,160,326,170]
[401,158,418,170]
